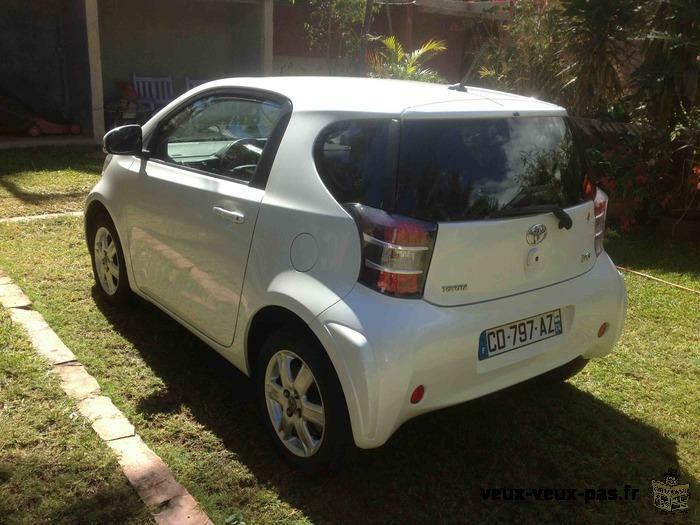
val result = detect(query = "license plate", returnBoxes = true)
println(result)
[478,309,563,360]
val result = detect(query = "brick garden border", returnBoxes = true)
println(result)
[0,269,213,525]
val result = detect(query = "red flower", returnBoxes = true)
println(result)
[635,175,649,186]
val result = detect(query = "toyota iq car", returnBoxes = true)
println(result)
[86,77,626,471]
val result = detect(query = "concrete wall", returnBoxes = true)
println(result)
[98,0,264,102]
[0,0,92,132]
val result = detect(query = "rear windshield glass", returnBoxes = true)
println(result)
[396,117,584,222]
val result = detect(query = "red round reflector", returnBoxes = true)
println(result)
[598,323,609,338]
[410,385,425,404]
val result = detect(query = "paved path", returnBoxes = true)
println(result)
[0,269,213,525]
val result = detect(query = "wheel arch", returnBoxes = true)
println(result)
[245,305,320,378]
[84,198,111,247]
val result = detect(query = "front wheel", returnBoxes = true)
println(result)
[88,212,131,304]
[256,329,350,472]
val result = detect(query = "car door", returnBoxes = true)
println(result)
[125,92,288,346]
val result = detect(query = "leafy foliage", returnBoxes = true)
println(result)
[633,0,700,128]
[477,0,641,116]
[303,0,375,73]
[558,0,640,116]
[477,1,567,103]
[367,36,447,82]
[475,0,699,224]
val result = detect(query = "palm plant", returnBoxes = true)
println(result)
[633,0,699,128]
[477,0,566,103]
[367,36,447,83]
[558,0,640,116]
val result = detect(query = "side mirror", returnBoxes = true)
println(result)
[103,125,143,155]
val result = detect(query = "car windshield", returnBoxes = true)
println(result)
[395,117,584,222]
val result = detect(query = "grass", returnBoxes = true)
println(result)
[0,147,102,218]
[0,214,697,524]
[0,308,151,524]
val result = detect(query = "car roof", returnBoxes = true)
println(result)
[194,76,566,117]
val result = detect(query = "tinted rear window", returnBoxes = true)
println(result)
[314,117,584,222]
[396,117,584,222]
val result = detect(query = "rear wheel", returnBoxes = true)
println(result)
[256,328,350,472]
[88,212,131,304]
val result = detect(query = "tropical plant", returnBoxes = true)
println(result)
[633,0,700,129]
[367,36,447,82]
[476,0,642,117]
[557,0,640,116]
[471,0,699,225]
[476,0,567,103]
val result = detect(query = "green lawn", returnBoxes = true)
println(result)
[0,308,151,524]
[0,214,697,524]
[0,147,102,219]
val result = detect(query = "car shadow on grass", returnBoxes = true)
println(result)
[0,146,102,216]
[93,289,697,525]
[0,177,87,204]
[0,146,103,178]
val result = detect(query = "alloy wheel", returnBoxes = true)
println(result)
[94,226,119,295]
[264,350,325,457]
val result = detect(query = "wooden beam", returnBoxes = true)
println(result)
[262,0,273,75]
[414,0,510,20]
[84,0,104,142]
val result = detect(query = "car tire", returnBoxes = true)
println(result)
[539,356,589,383]
[88,211,132,305]
[256,328,350,473]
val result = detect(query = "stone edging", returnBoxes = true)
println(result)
[0,269,213,525]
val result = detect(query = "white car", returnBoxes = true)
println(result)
[86,77,626,471]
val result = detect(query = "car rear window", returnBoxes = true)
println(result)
[396,117,584,222]
[314,116,584,222]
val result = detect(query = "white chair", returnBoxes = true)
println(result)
[185,77,209,91]
[132,74,174,111]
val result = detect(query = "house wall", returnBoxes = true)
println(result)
[0,0,92,133]
[98,0,264,102]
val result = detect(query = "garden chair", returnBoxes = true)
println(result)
[132,74,174,111]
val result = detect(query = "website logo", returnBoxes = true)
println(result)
[652,468,689,512]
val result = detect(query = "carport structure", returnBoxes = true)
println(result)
[0,0,273,146]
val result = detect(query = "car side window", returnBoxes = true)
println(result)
[151,95,283,183]
[313,119,397,210]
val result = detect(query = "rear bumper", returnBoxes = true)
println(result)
[312,253,626,449]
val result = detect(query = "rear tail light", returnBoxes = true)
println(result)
[346,204,437,298]
[594,188,608,256]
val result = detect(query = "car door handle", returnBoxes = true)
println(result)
[212,206,245,224]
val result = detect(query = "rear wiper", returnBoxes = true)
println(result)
[496,204,573,230]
